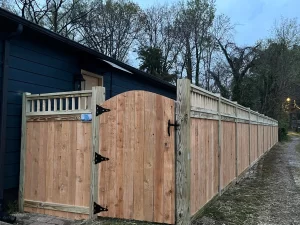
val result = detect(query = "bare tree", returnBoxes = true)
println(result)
[137,3,181,78]
[79,0,143,62]
[7,0,91,40]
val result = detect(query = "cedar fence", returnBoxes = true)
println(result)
[19,79,278,225]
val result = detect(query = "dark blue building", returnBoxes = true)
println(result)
[0,8,176,204]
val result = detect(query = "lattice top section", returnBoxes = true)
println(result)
[190,84,278,125]
[25,90,93,116]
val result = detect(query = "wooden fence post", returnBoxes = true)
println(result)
[89,86,106,218]
[248,108,251,166]
[234,102,238,181]
[176,79,191,225]
[257,114,259,159]
[19,92,31,212]
[217,94,222,195]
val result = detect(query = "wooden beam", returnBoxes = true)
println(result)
[19,92,31,212]
[26,110,92,116]
[24,200,89,214]
[175,79,191,225]
[89,86,106,218]
[27,114,83,122]
[217,94,222,195]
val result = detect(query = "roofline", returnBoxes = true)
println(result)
[0,8,176,91]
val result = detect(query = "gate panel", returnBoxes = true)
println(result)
[97,91,175,224]
[24,120,91,220]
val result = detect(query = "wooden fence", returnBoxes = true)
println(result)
[175,79,278,224]
[19,79,278,225]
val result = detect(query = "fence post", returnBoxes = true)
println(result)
[248,108,251,166]
[176,79,191,225]
[257,114,259,159]
[217,94,222,195]
[89,86,106,219]
[19,92,31,212]
[234,102,238,181]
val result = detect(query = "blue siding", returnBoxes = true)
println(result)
[4,35,78,189]
[111,71,175,99]
[3,32,175,190]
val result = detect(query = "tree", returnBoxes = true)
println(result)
[137,3,181,79]
[138,46,176,83]
[79,0,143,62]
[216,40,260,104]
[7,0,91,40]
[175,0,215,84]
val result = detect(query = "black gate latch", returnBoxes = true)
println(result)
[168,119,179,136]
[94,202,108,214]
[96,105,110,116]
[95,152,109,164]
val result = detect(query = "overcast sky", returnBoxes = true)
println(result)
[134,0,300,46]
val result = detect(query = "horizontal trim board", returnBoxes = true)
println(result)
[191,113,277,126]
[27,114,82,122]
[28,90,92,98]
[24,200,89,215]
[26,110,92,116]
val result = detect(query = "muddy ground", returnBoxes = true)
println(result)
[13,134,300,225]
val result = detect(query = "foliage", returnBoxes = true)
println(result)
[138,46,176,83]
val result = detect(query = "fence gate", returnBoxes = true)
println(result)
[94,91,175,224]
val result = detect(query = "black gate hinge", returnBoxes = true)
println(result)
[95,152,109,164]
[94,202,108,214]
[96,105,110,116]
[168,119,179,136]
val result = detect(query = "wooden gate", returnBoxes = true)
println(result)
[94,91,175,224]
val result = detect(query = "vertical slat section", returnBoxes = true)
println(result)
[90,87,106,218]
[176,79,191,225]
[19,92,31,212]
[143,93,155,222]
[154,95,164,222]
[134,92,144,220]
[72,97,75,110]
[42,100,46,112]
[60,98,63,111]
[54,99,57,111]
[66,98,69,111]
[37,99,40,112]
[48,99,51,112]
[78,97,81,110]
[116,93,125,218]
[31,100,34,112]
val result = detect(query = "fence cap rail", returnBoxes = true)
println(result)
[27,90,93,98]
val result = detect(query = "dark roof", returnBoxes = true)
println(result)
[0,8,176,91]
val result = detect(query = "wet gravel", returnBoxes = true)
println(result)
[193,135,300,225]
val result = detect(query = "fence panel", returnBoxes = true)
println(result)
[186,80,278,220]
[20,90,94,220]
[190,119,218,215]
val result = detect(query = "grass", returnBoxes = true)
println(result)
[5,200,18,214]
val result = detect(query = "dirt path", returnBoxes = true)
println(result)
[193,135,300,225]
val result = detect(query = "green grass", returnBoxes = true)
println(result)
[5,200,18,214]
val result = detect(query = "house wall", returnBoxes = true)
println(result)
[2,29,175,190]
